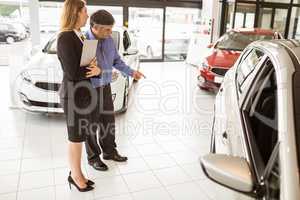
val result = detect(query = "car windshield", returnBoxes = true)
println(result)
[216,31,273,51]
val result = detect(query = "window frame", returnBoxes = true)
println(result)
[235,47,266,101]
[239,56,280,196]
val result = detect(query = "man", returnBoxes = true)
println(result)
[85,10,144,171]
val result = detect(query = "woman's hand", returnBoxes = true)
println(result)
[86,58,101,78]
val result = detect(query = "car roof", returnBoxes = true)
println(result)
[249,39,300,70]
[231,28,275,35]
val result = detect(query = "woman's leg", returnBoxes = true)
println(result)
[68,141,87,188]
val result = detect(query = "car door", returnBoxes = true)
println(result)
[212,48,251,155]
[213,47,266,157]
[240,58,280,200]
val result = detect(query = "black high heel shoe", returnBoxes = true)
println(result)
[69,171,95,186]
[68,175,94,192]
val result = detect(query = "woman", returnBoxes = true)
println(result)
[57,0,101,192]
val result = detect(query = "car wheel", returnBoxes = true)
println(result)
[6,36,15,44]
[146,46,154,59]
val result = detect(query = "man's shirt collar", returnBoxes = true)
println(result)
[87,28,96,40]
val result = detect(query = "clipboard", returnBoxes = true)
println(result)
[80,40,98,66]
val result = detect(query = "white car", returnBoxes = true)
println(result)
[14,28,140,113]
[200,40,300,199]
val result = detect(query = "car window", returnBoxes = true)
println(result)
[242,60,279,199]
[236,49,264,94]
[123,30,131,51]
[250,64,278,165]
[216,31,273,51]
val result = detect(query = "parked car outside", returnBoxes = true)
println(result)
[0,21,27,44]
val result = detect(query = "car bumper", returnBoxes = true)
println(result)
[198,69,222,91]
[18,82,63,113]
[17,77,127,114]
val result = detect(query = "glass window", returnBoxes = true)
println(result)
[0,0,30,66]
[236,49,264,93]
[225,2,235,31]
[288,7,300,39]
[39,2,63,44]
[234,3,256,29]
[273,9,288,34]
[258,7,288,35]
[86,6,123,27]
[38,3,123,44]
[128,7,164,60]
[164,7,201,61]
[246,61,278,165]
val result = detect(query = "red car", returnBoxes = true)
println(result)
[197,28,281,91]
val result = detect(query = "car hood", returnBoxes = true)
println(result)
[206,48,241,69]
[23,52,62,83]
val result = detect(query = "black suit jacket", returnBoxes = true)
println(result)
[57,31,93,102]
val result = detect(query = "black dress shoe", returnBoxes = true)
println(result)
[88,159,109,171]
[103,151,128,162]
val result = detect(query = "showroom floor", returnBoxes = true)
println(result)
[0,62,230,200]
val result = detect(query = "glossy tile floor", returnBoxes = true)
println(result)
[0,62,231,200]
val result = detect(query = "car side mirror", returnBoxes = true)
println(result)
[123,49,139,56]
[200,154,259,198]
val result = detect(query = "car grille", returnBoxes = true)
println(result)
[211,68,228,76]
[35,82,60,91]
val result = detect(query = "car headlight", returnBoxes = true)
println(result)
[201,60,210,70]
[112,71,119,82]
[21,71,33,84]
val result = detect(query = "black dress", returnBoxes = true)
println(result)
[57,31,97,143]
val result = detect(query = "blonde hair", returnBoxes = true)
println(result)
[60,0,86,32]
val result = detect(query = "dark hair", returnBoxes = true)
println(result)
[90,10,115,27]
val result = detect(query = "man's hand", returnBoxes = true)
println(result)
[132,70,145,81]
